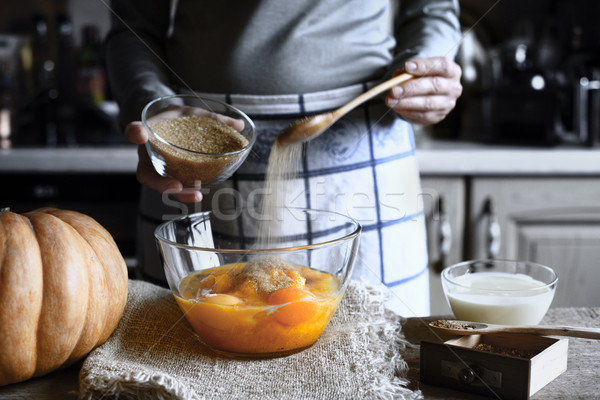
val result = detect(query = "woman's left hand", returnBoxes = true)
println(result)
[386,56,463,125]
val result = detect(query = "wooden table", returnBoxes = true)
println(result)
[402,307,600,399]
[1,307,598,399]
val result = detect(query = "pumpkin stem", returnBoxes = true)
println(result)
[0,207,9,212]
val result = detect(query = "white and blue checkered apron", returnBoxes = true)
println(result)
[138,82,430,316]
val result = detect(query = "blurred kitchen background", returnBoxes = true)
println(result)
[442,0,600,147]
[0,0,117,148]
[1,0,599,313]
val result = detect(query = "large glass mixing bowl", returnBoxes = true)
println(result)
[154,207,361,358]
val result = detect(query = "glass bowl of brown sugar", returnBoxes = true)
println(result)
[142,94,256,187]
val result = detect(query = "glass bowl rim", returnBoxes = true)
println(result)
[441,259,559,293]
[154,207,362,254]
[142,93,257,157]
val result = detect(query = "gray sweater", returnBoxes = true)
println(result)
[105,0,460,125]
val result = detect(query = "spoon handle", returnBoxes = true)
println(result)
[334,73,414,117]
[508,326,600,339]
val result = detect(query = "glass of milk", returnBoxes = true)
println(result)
[442,260,558,325]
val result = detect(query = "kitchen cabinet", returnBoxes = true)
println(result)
[421,176,465,315]
[422,175,600,314]
[467,177,600,308]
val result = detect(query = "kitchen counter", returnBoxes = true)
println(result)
[0,146,139,174]
[1,136,600,175]
[414,136,600,176]
[1,306,598,399]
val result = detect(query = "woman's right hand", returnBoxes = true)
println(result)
[125,121,203,203]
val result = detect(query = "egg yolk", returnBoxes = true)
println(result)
[267,287,318,305]
[175,260,341,355]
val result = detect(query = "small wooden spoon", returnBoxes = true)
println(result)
[429,319,600,340]
[276,73,414,145]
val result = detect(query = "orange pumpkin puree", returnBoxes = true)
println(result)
[174,257,341,355]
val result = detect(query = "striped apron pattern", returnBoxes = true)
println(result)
[138,83,430,317]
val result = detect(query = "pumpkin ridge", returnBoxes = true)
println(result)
[25,211,90,376]
[65,231,109,361]
[30,209,106,362]
[0,212,43,385]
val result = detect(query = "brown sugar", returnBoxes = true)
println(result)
[153,116,247,153]
[149,115,249,186]
[431,320,478,330]
[473,343,539,359]
[233,256,306,295]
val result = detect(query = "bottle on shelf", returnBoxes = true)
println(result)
[55,12,77,146]
[77,25,106,106]
[31,13,58,146]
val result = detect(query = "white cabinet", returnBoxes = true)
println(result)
[422,175,600,314]
[421,176,465,315]
[468,177,600,308]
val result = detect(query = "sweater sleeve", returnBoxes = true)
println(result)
[391,0,461,71]
[104,0,176,127]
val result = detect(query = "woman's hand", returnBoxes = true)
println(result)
[386,56,463,125]
[125,121,203,203]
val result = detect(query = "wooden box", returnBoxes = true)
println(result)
[420,333,568,400]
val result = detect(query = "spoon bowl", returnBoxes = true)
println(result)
[276,73,413,145]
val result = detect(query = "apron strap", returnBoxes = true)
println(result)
[179,81,377,118]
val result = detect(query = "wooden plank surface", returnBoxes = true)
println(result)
[0,360,81,399]
[0,308,598,399]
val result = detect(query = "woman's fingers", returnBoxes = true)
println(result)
[388,93,458,113]
[135,144,203,203]
[387,57,463,125]
[126,121,202,202]
[388,58,462,100]
[403,56,462,79]
[125,121,148,144]
[389,75,462,99]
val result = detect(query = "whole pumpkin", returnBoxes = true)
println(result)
[0,207,128,386]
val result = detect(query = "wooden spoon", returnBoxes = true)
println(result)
[276,73,414,145]
[429,319,600,340]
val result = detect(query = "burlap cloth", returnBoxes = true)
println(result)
[78,279,423,400]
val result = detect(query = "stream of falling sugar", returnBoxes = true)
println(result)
[255,140,303,249]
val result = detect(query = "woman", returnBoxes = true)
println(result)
[105,0,462,316]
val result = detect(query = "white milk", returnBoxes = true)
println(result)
[446,272,555,325]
